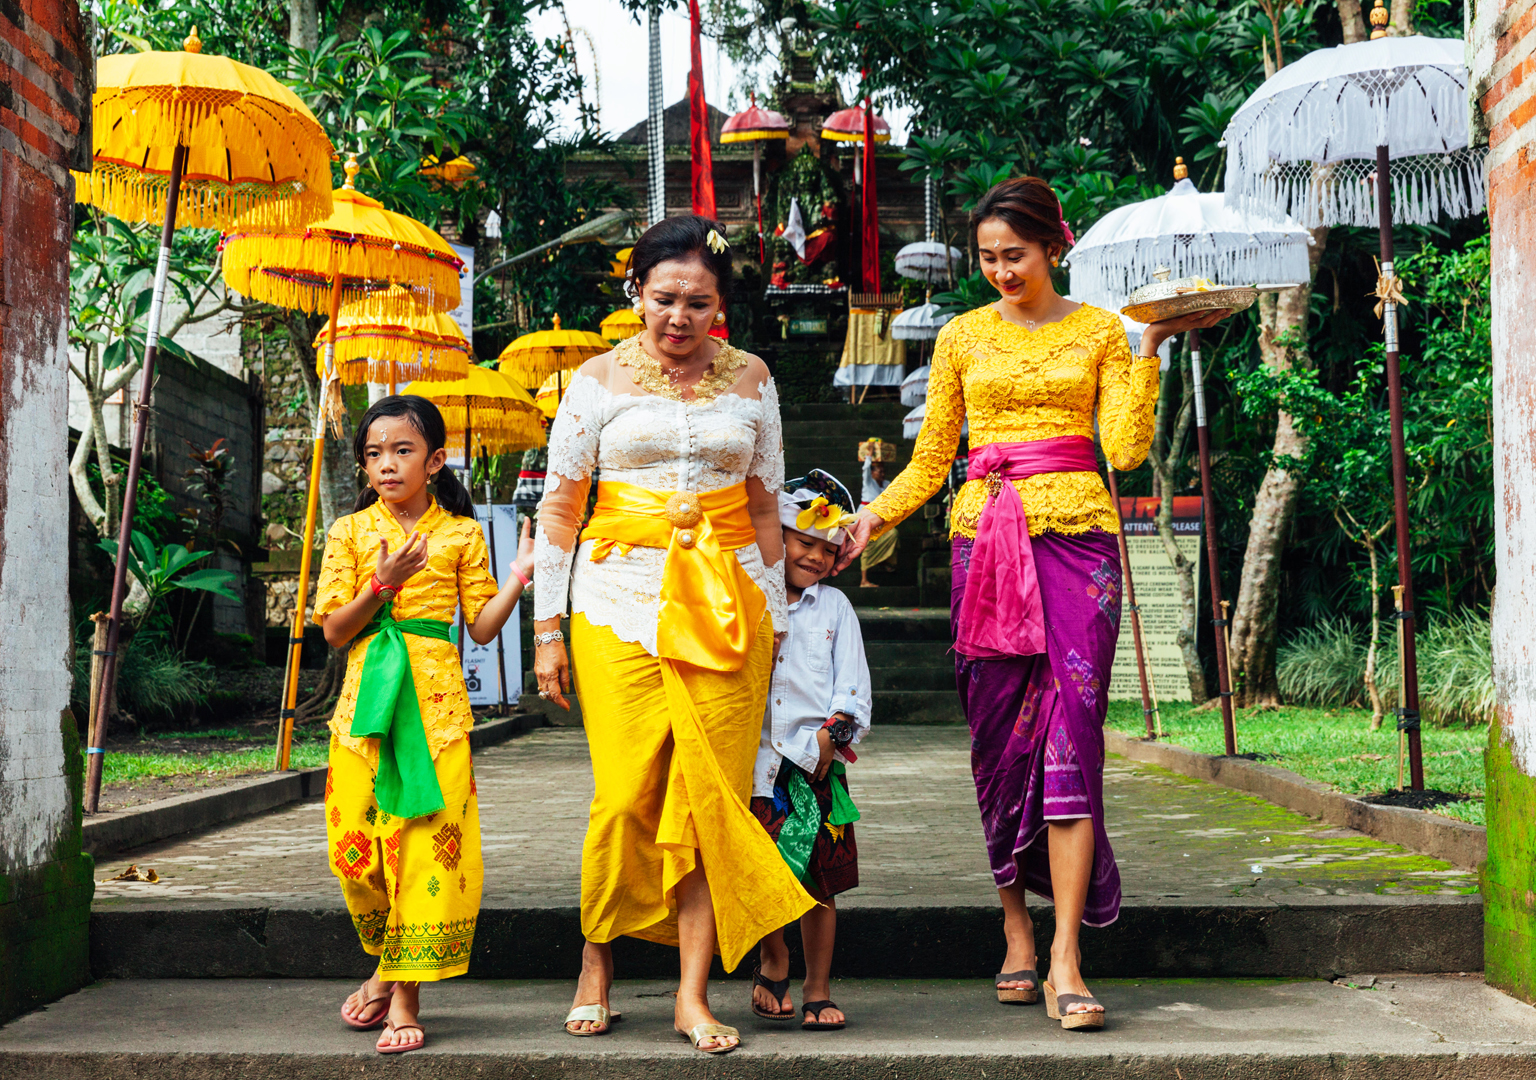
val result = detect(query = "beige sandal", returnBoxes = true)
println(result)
[681,1022,740,1054]
[1043,980,1105,1031]
[564,1004,615,1036]
[340,980,393,1030]
[995,968,1039,1005]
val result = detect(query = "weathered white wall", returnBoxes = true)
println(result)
[1476,0,1536,779]
[0,286,75,874]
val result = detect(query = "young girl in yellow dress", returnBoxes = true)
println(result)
[316,394,533,1054]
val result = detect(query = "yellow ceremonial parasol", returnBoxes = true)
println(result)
[407,367,545,465]
[76,26,335,815]
[221,154,463,771]
[421,155,477,185]
[496,314,610,386]
[599,306,645,342]
[609,247,634,278]
[314,304,470,391]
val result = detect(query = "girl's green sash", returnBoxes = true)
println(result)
[348,603,453,819]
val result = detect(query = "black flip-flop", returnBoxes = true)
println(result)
[751,963,794,1021]
[801,999,845,1030]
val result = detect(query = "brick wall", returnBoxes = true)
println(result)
[0,0,94,1023]
[1470,0,1536,1005]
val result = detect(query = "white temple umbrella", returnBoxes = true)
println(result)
[891,302,953,341]
[902,402,968,440]
[1064,158,1313,753]
[900,365,930,407]
[1222,32,1486,790]
[895,241,963,285]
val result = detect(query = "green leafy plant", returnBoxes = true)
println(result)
[97,530,241,631]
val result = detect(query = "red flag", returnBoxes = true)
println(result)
[688,0,716,218]
[861,96,880,292]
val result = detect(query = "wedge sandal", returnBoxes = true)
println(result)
[995,968,1039,1005]
[751,963,794,1020]
[1043,981,1105,1031]
[801,1000,846,1031]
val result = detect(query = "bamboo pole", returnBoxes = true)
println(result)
[1377,145,1424,790]
[1394,583,1406,790]
[1189,327,1237,755]
[87,143,189,814]
[1105,465,1159,739]
[275,273,345,771]
[83,613,111,793]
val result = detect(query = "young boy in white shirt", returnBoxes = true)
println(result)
[749,470,872,1032]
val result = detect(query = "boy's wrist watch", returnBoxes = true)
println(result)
[822,717,855,749]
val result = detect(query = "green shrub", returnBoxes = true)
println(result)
[73,637,215,723]
[1276,614,1494,725]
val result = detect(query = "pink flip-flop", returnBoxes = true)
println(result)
[340,981,393,1030]
[377,1020,426,1054]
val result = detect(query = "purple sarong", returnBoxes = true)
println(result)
[952,530,1123,927]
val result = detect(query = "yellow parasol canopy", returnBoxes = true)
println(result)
[599,306,645,342]
[609,247,633,278]
[75,27,334,229]
[421,155,477,185]
[222,155,463,318]
[407,366,545,456]
[314,305,470,385]
[534,368,582,420]
[496,314,610,386]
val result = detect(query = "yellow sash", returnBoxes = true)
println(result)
[581,480,767,672]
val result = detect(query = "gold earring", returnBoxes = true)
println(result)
[1051,256,1060,268]
[713,311,726,326]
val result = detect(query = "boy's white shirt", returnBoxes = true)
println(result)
[753,580,873,798]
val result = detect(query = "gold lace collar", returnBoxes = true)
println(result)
[614,334,750,403]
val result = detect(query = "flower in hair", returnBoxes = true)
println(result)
[706,228,729,254]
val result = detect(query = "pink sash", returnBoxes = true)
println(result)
[955,436,1100,659]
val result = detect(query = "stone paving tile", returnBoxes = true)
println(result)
[91,726,1477,911]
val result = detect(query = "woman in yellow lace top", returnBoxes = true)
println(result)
[839,178,1230,1030]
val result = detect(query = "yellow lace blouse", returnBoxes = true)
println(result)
[315,497,501,764]
[868,304,1159,539]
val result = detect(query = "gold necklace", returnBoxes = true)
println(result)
[616,334,749,403]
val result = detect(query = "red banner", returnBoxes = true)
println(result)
[688,0,716,219]
[861,95,879,292]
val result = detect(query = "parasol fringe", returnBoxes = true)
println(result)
[222,232,462,317]
[321,375,348,439]
[1068,237,1312,313]
[74,164,330,230]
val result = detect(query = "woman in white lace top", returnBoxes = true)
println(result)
[533,216,812,1054]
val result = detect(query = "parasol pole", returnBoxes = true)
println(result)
[389,360,397,397]
[1190,327,1237,754]
[1105,465,1159,740]
[276,272,345,771]
[754,140,765,264]
[1376,144,1423,790]
[482,446,510,716]
[87,143,188,813]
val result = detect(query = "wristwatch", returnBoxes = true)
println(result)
[823,717,855,750]
[370,574,399,603]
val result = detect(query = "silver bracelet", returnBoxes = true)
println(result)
[533,630,565,646]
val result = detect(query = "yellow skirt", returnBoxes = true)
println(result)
[570,611,815,971]
[325,735,482,981]
[861,525,899,571]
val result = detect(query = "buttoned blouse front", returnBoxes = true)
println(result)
[314,497,500,764]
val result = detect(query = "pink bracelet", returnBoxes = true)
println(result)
[511,563,532,587]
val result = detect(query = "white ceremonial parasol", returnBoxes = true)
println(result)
[902,401,967,440]
[1066,168,1313,313]
[1221,26,1488,789]
[900,365,929,406]
[891,302,954,341]
[895,241,963,284]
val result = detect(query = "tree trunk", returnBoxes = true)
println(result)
[1229,228,1327,708]
[1147,339,1208,703]
[1337,0,1370,43]
[1388,0,1413,36]
[287,0,319,50]
[1362,536,1385,729]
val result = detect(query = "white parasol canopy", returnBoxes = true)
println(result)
[895,241,963,283]
[903,401,968,440]
[1222,35,1486,227]
[891,302,954,341]
[1067,178,1313,312]
[900,365,929,406]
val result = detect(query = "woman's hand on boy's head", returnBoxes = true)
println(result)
[376,531,429,589]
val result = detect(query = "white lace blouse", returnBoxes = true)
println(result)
[532,346,789,655]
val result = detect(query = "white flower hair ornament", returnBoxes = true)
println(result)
[706,228,729,254]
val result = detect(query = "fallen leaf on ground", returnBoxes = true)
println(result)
[106,864,159,883]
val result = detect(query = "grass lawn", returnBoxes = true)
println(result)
[91,727,331,787]
[1105,701,1489,826]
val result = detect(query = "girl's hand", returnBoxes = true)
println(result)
[534,637,571,711]
[376,532,429,590]
[814,727,835,782]
[833,510,884,574]
[512,515,535,585]
[1140,308,1234,356]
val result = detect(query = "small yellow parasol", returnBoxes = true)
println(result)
[599,307,645,342]
[314,305,470,390]
[407,367,545,466]
[221,154,464,771]
[496,314,610,386]
[609,247,634,278]
[76,26,335,815]
[421,155,477,185]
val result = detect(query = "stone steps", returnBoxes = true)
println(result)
[7,976,1531,1079]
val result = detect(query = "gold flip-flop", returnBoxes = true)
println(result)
[681,1022,740,1054]
[563,1004,615,1036]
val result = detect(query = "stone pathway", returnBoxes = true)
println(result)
[92,726,1476,912]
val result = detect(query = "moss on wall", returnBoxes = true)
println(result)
[1484,722,1536,1003]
